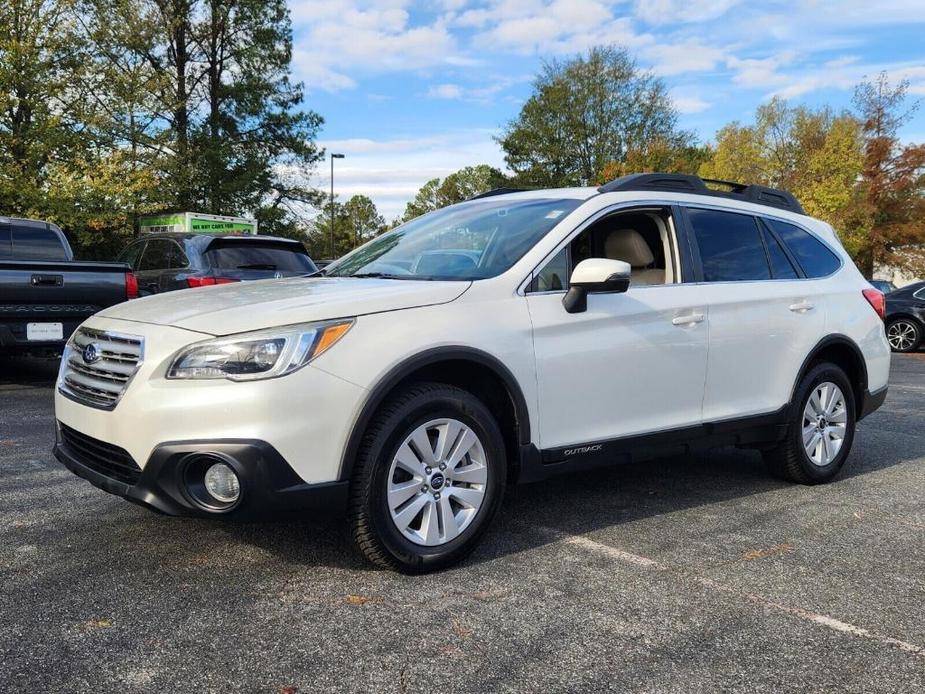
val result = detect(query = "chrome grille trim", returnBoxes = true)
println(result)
[58,327,144,410]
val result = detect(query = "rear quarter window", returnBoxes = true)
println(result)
[765,219,841,278]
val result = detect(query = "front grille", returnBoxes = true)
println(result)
[58,423,141,485]
[59,327,143,409]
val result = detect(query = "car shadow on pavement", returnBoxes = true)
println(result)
[212,419,923,572]
[0,356,60,387]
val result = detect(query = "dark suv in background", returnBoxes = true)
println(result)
[116,233,317,294]
[885,280,925,352]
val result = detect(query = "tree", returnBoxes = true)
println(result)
[849,73,925,278]
[191,0,324,218]
[306,195,385,259]
[0,0,86,215]
[699,98,866,250]
[343,195,386,246]
[596,138,711,184]
[497,46,695,187]
[402,165,505,221]
[0,0,325,258]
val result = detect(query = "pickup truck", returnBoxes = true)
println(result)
[0,216,137,355]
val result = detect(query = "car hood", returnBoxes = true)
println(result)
[97,276,471,335]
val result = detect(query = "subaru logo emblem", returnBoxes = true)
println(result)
[83,343,102,364]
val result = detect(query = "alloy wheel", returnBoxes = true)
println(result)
[801,381,848,467]
[887,320,918,351]
[386,418,489,546]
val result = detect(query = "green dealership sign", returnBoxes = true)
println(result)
[139,212,257,235]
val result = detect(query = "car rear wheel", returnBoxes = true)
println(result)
[886,318,921,352]
[763,362,856,485]
[349,382,506,573]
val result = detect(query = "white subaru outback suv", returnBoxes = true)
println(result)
[54,173,890,573]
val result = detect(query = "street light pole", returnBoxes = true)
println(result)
[329,153,345,259]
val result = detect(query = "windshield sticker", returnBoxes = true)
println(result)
[545,210,566,219]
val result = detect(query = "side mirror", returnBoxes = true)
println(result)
[562,258,631,314]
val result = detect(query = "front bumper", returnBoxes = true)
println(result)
[54,424,348,518]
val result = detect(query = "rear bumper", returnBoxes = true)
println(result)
[859,385,888,420]
[54,423,348,519]
[0,322,75,352]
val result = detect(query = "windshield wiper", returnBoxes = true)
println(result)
[237,263,277,270]
[346,272,410,279]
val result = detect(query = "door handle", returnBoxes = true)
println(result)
[31,274,63,287]
[672,312,705,326]
[789,301,815,313]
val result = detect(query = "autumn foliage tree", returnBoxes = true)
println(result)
[848,73,925,278]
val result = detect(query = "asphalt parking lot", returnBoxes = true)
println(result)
[1,354,924,693]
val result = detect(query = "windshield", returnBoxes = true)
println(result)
[325,197,582,280]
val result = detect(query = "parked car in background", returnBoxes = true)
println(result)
[0,216,136,356]
[885,280,925,352]
[116,234,317,295]
[869,279,897,295]
[54,173,889,573]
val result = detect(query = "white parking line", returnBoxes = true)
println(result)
[538,527,925,659]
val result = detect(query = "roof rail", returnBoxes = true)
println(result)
[597,173,805,214]
[467,187,527,200]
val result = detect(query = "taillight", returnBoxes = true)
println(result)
[862,288,886,320]
[186,276,240,288]
[125,272,139,299]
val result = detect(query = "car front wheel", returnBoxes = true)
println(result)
[763,362,856,484]
[349,382,506,573]
[886,318,921,352]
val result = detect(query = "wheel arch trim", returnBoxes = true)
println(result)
[790,334,869,410]
[337,346,532,482]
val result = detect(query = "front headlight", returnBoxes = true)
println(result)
[167,319,354,381]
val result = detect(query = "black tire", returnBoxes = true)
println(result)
[348,382,507,573]
[886,318,922,353]
[763,362,856,485]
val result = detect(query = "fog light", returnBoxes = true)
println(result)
[204,462,240,503]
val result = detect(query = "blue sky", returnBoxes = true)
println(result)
[289,0,925,220]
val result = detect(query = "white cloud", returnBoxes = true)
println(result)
[644,41,727,76]
[634,0,744,25]
[290,1,461,92]
[669,89,711,113]
[428,83,464,99]
[313,130,507,220]
[726,52,795,88]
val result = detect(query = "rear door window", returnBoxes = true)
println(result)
[205,242,316,272]
[765,219,840,278]
[137,240,172,271]
[11,224,68,260]
[117,241,145,270]
[167,241,190,269]
[688,208,771,282]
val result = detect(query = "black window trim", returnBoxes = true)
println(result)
[520,201,693,295]
[757,214,843,280]
[117,239,148,269]
[165,238,190,270]
[758,218,804,280]
[680,203,843,285]
[683,206,772,284]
